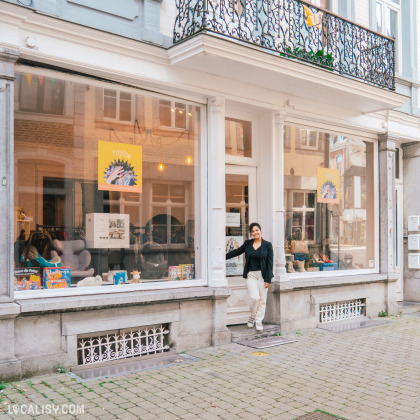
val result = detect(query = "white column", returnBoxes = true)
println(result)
[378,134,397,274]
[0,48,19,303]
[273,111,287,280]
[207,97,227,287]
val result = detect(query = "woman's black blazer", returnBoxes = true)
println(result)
[226,238,274,284]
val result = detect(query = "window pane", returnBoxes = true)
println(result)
[293,192,305,208]
[119,92,132,121]
[175,103,186,129]
[152,184,168,202]
[104,89,117,119]
[376,2,383,33]
[225,118,252,157]
[170,184,185,203]
[159,100,172,126]
[14,72,201,289]
[284,125,375,272]
[307,192,315,208]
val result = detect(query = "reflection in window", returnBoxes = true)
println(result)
[14,71,201,291]
[19,75,65,115]
[284,125,374,272]
[225,118,252,157]
[104,89,132,121]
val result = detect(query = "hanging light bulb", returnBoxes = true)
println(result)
[185,155,192,164]
[158,162,165,172]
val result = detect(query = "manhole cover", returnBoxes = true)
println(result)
[236,336,297,349]
[318,318,389,333]
[295,409,347,420]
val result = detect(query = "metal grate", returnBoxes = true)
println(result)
[77,324,170,365]
[319,299,365,323]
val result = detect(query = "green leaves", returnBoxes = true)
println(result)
[283,47,334,70]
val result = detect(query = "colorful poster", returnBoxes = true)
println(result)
[317,167,340,204]
[225,236,244,276]
[98,141,142,193]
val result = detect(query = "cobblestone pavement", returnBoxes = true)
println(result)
[1,315,420,420]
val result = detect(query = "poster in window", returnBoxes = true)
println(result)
[98,141,142,193]
[86,213,130,249]
[225,236,244,276]
[317,167,340,204]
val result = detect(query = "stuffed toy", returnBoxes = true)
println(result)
[130,270,141,283]
[76,275,102,287]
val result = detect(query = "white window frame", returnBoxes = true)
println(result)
[284,122,379,279]
[299,129,319,150]
[103,88,134,122]
[375,0,402,74]
[291,190,316,242]
[159,100,190,131]
[13,66,208,299]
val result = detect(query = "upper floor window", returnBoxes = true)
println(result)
[159,100,190,129]
[104,89,133,121]
[225,117,252,158]
[376,0,401,72]
[19,75,65,115]
[300,129,319,150]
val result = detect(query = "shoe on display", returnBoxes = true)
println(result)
[255,323,263,332]
[247,317,255,328]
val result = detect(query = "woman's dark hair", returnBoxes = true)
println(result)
[249,222,261,233]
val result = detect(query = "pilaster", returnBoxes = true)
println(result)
[0,48,19,303]
[273,110,287,280]
[207,97,227,287]
[378,133,397,274]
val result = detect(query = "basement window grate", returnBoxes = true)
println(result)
[319,299,365,323]
[77,324,170,365]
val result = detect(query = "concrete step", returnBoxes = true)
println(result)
[228,323,282,342]
[398,301,420,314]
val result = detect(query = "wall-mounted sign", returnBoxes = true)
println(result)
[408,216,420,232]
[317,167,340,204]
[226,212,241,227]
[86,213,130,249]
[98,141,142,193]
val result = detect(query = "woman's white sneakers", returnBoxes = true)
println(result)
[255,323,263,332]
[247,317,255,328]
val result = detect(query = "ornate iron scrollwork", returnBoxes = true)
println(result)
[174,0,395,90]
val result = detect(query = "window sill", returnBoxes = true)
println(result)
[279,271,390,291]
[13,283,231,315]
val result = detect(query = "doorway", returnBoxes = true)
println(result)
[225,165,257,324]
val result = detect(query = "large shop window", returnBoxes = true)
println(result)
[284,126,375,274]
[13,71,201,293]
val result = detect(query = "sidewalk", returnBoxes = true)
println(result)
[1,314,420,420]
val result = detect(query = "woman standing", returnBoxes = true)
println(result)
[226,223,274,332]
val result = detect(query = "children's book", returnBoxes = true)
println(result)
[43,267,71,289]
[14,268,42,291]
[168,266,181,281]
[180,264,194,280]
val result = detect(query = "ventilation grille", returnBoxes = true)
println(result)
[77,324,170,365]
[319,299,365,323]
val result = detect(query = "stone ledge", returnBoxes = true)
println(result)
[0,303,20,319]
[279,273,390,291]
[14,287,231,314]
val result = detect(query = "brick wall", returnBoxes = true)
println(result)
[15,119,74,147]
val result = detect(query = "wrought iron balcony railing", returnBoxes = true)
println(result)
[174,0,395,90]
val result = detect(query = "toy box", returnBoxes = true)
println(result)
[43,267,71,289]
[180,264,194,280]
[14,268,42,291]
[314,262,338,271]
[108,270,128,285]
[293,253,308,261]
[168,266,181,281]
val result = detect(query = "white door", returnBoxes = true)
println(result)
[395,183,404,301]
[225,165,257,325]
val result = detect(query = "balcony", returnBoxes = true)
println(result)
[173,0,395,91]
